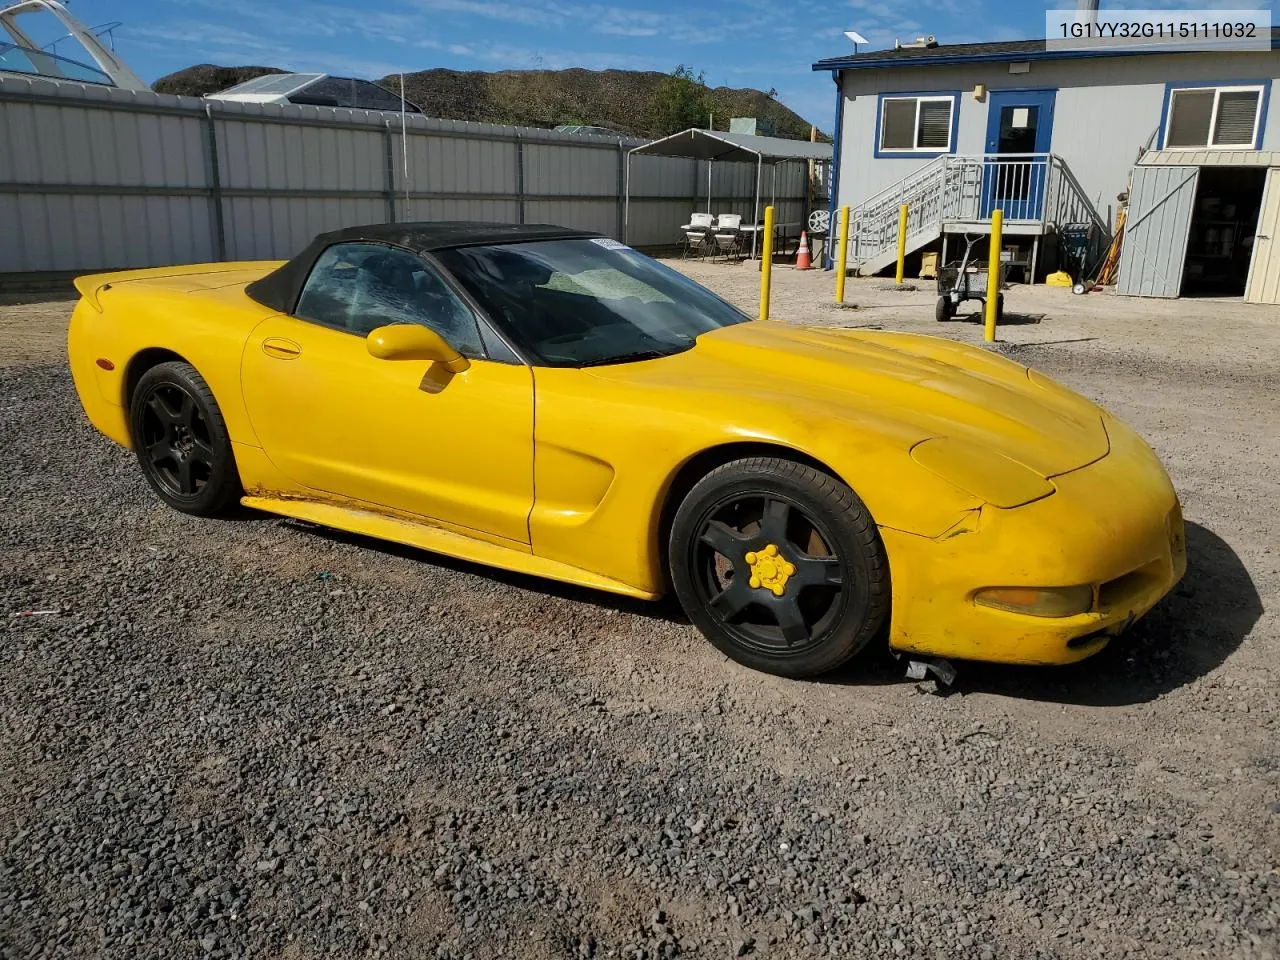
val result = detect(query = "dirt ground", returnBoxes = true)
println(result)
[2,269,1278,958]
[0,294,76,368]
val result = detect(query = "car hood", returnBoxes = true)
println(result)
[586,321,1109,478]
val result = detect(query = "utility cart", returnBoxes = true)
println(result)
[936,232,1004,322]
[1059,221,1101,295]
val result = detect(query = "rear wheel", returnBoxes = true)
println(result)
[669,457,890,678]
[129,361,241,516]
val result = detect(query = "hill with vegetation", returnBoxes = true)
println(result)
[154,64,284,98]
[153,63,825,140]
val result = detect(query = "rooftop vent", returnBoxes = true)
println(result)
[894,35,939,49]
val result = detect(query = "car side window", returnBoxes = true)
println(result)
[294,242,485,356]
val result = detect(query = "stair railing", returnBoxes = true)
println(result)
[845,153,1109,267]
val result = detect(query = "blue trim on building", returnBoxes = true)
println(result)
[1156,78,1273,150]
[872,90,962,159]
[1261,79,1273,150]
[981,88,1057,219]
[824,72,845,270]
[981,86,1058,151]
[812,32,1280,72]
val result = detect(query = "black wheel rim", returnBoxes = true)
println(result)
[689,493,848,658]
[138,383,215,498]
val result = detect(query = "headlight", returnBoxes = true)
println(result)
[910,437,1054,508]
[973,585,1094,618]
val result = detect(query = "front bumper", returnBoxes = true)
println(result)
[882,419,1186,666]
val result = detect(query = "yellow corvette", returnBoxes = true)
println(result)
[67,222,1186,678]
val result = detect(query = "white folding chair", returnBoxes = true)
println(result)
[682,212,714,258]
[713,213,742,260]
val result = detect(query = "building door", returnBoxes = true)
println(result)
[1245,168,1280,305]
[980,89,1056,221]
[1182,166,1266,297]
[1116,165,1199,298]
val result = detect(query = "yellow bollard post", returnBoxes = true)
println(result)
[835,205,850,304]
[894,203,909,284]
[758,205,775,321]
[984,209,1004,343]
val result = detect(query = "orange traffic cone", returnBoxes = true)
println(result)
[795,230,812,270]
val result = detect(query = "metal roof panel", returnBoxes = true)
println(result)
[813,28,1280,71]
[1138,149,1280,167]
[629,128,829,163]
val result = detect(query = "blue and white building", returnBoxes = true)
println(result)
[812,31,1280,302]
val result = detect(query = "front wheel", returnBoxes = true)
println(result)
[668,458,890,678]
[129,361,241,516]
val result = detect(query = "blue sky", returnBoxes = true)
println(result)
[25,0,1280,130]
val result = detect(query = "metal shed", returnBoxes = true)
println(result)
[623,129,830,257]
[1117,150,1280,302]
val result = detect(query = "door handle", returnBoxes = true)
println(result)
[262,337,302,360]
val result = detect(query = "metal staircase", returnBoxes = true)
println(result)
[837,153,1108,276]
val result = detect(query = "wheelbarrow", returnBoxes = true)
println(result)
[936,233,1004,322]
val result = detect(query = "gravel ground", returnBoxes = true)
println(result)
[1,271,1278,960]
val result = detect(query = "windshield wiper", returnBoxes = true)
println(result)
[577,349,674,367]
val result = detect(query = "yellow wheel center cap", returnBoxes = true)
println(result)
[744,544,797,597]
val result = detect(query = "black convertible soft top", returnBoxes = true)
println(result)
[245,221,599,314]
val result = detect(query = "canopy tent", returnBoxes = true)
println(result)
[624,128,832,258]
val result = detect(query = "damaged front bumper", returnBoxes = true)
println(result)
[880,417,1186,667]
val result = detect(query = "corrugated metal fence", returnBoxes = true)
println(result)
[0,77,809,276]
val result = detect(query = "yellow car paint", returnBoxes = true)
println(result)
[67,261,1185,668]
[240,312,535,546]
[911,437,1058,508]
[366,323,471,373]
[239,493,661,599]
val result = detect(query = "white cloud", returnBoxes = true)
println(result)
[126,21,283,54]
[124,18,416,76]
[594,24,661,37]
[405,0,572,28]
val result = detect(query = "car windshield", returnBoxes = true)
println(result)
[434,238,752,367]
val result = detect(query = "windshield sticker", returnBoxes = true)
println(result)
[590,238,630,251]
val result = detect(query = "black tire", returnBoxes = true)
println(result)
[994,293,1005,323]
[668,457,890,678]
[935,296,953,322]
[128,361,241,516]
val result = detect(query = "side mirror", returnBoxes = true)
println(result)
[366,324,470,373]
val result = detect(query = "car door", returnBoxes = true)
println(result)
[240,241,535,546]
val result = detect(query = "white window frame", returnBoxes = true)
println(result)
[1162,84,1264,150]
[878,95,956,154]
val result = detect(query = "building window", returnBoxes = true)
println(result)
[1164,85,1264,149]
[878,95,956,153]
